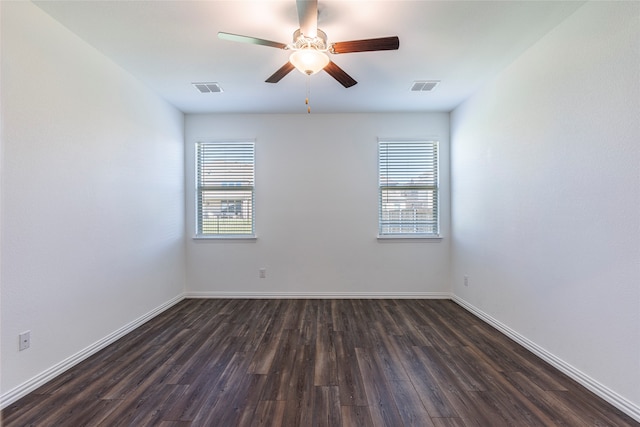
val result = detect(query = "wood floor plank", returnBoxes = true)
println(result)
[259,329,300,401]
[156,384,190,423]
[246,400,286,427]
[330,299,347,332]
[392,336,461,418]
[341,405,374,427]
[386,303,435,347]
[412,345,482,420]
[389,379,436,427]
[333,331,369,407]
[313,386,342,427]
[313,345,338,386]
[355,347,405,426]
[501,371,588,426]
[314,301,338,386]
[431,417,482,427]
[286,343,314,402]
[370,321,411,382]
[548,386,638,426]
[247,335,281,375]
[191,351,253,426]
[3,298,638,427]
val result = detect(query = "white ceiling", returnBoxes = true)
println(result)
[34,0,584,114]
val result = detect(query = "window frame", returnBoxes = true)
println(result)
[194,140,256,239]
[377,139,441,240]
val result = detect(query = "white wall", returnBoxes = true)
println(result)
[451,0,639,416]
[1,2,186,400]
[185,113,450,297]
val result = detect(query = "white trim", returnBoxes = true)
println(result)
[0,294,185,410]
[377,235,442,241]
[192,235,257,241]
[184,291,452,299]
[452,295,640,423]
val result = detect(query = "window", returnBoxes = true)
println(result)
[196,141,255,237]
[378,140,439,237]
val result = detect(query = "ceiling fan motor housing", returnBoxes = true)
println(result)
[292,29,328,51]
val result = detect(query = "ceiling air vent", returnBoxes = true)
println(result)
[410,80,440,92]
[192,82,223,93]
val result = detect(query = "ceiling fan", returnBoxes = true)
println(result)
[218,0,399,88]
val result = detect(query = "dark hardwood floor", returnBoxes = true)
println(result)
[2,299,637,426]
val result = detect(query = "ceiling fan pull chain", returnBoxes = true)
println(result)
[306,75,311,113]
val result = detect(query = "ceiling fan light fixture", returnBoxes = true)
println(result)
[289,48,329,75]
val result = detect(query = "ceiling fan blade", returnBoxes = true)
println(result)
[265,62,295,83]
[324,61,357,88]
[296,0,318,38]
[218,32,287,50]
[331,36,400,54]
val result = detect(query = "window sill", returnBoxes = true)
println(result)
[193,235,257,241]
[377,235,442,242]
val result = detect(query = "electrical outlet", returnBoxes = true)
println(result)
[259,268,266,279]
[464,275,469,287]
[19,331,31,351]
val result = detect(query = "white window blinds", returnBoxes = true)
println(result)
[196,141,255,236]
[378,140,439,236]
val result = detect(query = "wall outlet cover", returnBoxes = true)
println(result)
[19,331,31,351]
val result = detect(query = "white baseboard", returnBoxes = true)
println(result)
[452,295,640,423]
[184,291,453,299]
[0,294,185,410]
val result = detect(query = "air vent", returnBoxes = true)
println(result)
[410,80,440,92]
[192,82,223,93]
